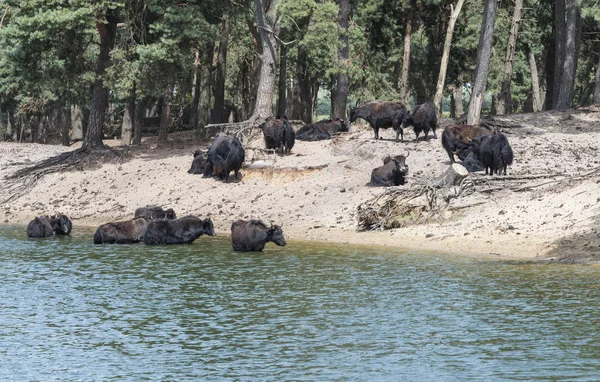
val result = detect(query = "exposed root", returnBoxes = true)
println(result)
[1,146,129,204]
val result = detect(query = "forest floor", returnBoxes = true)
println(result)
[1,105,599,262]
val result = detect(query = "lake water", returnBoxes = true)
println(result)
[1,226,599,381]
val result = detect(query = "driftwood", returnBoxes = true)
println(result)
[357,163,473,231]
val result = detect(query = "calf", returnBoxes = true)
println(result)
[143,215,215,245]
[231,219,287,252]
[441,124,493,163]
[261,117,295,154]
[349,101,406,140]
[203,135,245,182]
[470,133,514,175]
[402,102,438,141]
[188,149,207,174]
[26,216,55,238]
[134,206,177,220]
[368,153,410,186]
[93,218,150,244]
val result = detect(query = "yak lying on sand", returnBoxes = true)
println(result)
[368,152,410,187]
[134,206,177,221]
[261,116,295,154]
[27,214,73,238]
[231,219,286,252]
[349,101,406,140]
[143,216,215,245]
[470,133,514,175]
[402,102,438,142]
[203,135,245,182]
[93,218,150,244]
[188,149,208,174]
[441,124,493,164]
[296,118,349,141]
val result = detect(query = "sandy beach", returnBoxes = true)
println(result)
[1,106,599,262]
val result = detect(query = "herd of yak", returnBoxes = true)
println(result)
[188,100,514,187]
[26,207,287,252]
[25,99,514,248]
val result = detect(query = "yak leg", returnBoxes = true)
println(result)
[373,125,379,140]
[395,128,403,143]
[423,128,430,140]
[432,125,438,139]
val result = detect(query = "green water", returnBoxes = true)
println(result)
[1,226,600,381]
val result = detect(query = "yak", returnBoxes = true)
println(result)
[27,216,55,238]
[349,101,406,140]
[134,206,177,221]
[470,133,514,175]
[402,102,438,142]
[203,135,245,182]
[391,108,410,142]
[296,118,349,141]
[441,124,494,163]
[368,152,410,187]
[143,215,215,245]
[188,149,208,174]
[231,219,287,252]
[93,218,150,244]
[27,214,72,238]
[261,116,295,154]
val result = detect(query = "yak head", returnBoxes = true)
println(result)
[468,135,487,159]
[164,208,177,220]
[383,150,410,175]
[188,149,208,174]
[202,218,216,236]
[51,214,72,235]
[348,99,365,123]
[267,224,286,247]
[401,110,414,128]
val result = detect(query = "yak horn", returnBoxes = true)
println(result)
[404,149,410,159]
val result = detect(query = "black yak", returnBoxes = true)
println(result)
[93,218,150,244]
[26,216,55,238]
[441,124,493,163]
[402,102,438,141]
[296,118,349,141]
[349,101,406,140]
[470,133,514,175]
[188,149,207,174]
[134,206,177,221]
[261,117,295,154]
[143,215,215,245]
[368,152,410,186]
[203,135,245,182]
[231,219,286,252]
[52,214,72,235]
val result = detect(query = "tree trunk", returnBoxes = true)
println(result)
[82,8,118,150]
[433,163,469,188]
[158,69,175,141]
[551,0,566,109]
[189,51,200,129]
[121,102,134,146]
[132,96,148,145]
[398,5,413,107]
[60,107,70,146]
[528,46,542,112]
[544,26,555,110]
[292,45,314,123]
[454,84,464,117]
[277,43,288,117]
[555,0,580,110]
[466,0,497,125]
[212,14,229,124]
[496,0,523,115]
[251,0,279,122]
[331,0,350,120]
[0,105,3,142]
[433,0,466,117]
[70,105,84,140]
[594,54,600,104]
[7,107,15,141]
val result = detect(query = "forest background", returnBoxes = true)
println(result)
[0,0,598,148]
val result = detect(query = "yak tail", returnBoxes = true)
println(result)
[93,226,103,244]
[501,142,514,166]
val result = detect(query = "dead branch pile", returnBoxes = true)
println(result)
[358,164,474,230]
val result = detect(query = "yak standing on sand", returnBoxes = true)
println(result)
[349,101,406,140]
[231,220,287,252]
[203,135,245,182]
[402,102,438,142]
[143,215,215,245]
[261,116,295,154]
[470,133,514,175]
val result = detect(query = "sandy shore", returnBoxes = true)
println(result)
[1,107,599,262]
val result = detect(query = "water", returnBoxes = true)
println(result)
[1,226,600,381]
